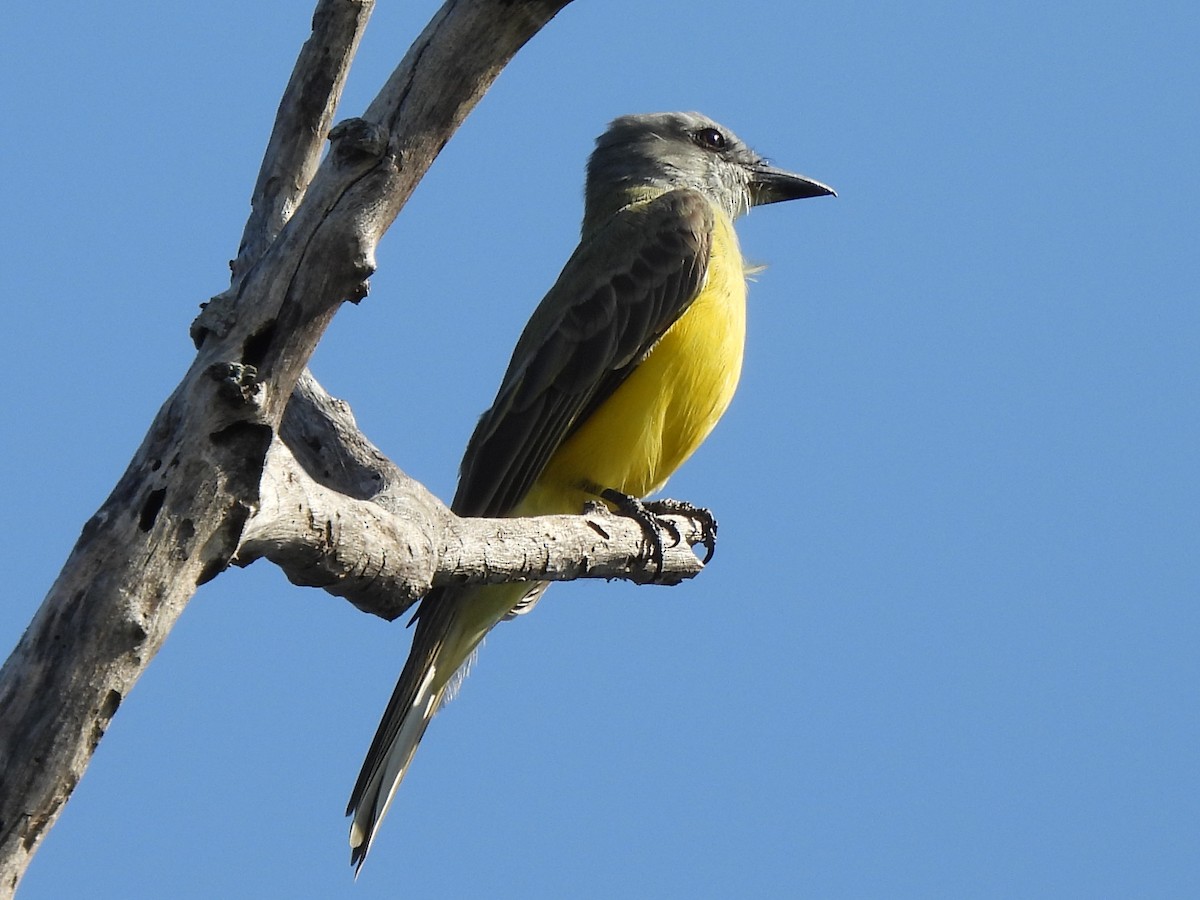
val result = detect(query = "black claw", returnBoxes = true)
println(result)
[599,490,719,574]
[601,488,669,576]
[644,498,718,565]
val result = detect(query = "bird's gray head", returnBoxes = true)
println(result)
[583,111,834,232]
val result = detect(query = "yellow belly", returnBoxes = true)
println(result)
[516,208,746,516]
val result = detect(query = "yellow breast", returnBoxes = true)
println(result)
[517,205,746,515]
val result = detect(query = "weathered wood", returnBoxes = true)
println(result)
[239,439,707,620]
[233,0,375,281]
[0,1,574,891]
[246,372,709,620]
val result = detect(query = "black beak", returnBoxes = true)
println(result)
[750,163,836,206]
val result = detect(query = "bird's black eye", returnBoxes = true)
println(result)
[692,127,727,152]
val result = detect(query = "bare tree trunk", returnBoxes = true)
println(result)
[0,0,714,891]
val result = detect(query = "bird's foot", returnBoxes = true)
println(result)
[643,497,718,565]
[600,490,718,576]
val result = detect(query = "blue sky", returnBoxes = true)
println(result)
[3,1,1197,896]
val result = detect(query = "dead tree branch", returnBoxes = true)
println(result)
[239,435,707,619]
[233,0,375,280]
[0,0,582,889]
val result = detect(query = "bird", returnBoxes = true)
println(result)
[346,111,834,871]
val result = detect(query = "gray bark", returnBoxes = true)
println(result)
[244,373,708,620]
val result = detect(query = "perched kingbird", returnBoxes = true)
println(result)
[347,112,834,870]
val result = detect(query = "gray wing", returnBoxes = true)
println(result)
[452,188,714,518]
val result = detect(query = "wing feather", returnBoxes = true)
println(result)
[453,189,714,517]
